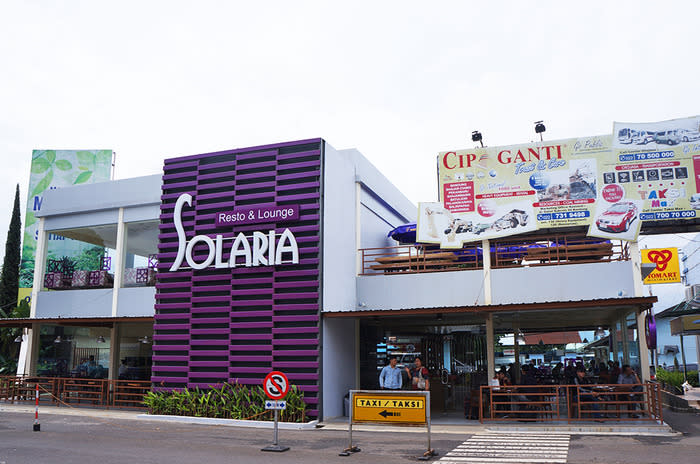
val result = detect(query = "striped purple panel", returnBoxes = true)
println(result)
[154,138,323,418]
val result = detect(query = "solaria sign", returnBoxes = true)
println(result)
[169,193,300,271]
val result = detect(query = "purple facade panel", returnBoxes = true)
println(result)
[155,138,323,418]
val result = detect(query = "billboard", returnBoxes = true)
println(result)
[588,116,700,241]
[424,135,610,246]
[641,247,681,285]
[421,115,700,247]
[19,150,113,291]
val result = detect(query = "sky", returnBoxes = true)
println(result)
[1,0,699,310]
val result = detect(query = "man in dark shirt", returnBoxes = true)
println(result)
[572,367,603,420]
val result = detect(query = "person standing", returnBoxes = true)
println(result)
[406,357,430,391]
[379,356,402,390]
[617,364,642,418]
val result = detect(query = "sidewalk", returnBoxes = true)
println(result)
[1,402,679,436]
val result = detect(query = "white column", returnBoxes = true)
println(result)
[29,217,48,318]
[621,315,630,365]
[355,182,362,275]
[111,208,126,316]
[108,324,120,380]
[486,313,495,379]
[482,239,492,305]
[636,310,651,381]
[23,218,49,375]
[629,240,644,297]
[512,322,520,384]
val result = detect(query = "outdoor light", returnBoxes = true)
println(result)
[471,130,484,148]
[516,331,526,344]
[139,335,151,344]
[53,335,62,344]
[534,121,546,141]
[594,327,606,338]
[96,335,106,344]
[436,313,444,321]
[14,334,23,343]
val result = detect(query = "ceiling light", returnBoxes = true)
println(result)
[139,335,151,344]
[53,335,62,344]
[14,335,23,343]
[96,335,106,344]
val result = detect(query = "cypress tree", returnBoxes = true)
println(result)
[0,184,22,311]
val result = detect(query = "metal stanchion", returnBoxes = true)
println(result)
[33,384,40,432]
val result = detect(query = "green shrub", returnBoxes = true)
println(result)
[656,368,699,388]
[143,382,307,422]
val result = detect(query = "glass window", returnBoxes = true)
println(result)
[37,325,111,378]
[43,224,118,290]
[123,221,159,287]
[116,322,153,380]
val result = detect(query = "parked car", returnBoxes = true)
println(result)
[680,129,700,142]
[654,130,682,145]
[690,193,700,210]
[596,202,638,233]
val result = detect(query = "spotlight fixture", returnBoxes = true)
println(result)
[139,335,151,344]
[534,121,546,141]
[471,130,484,148]
[96,335,106,344]
[53,335,62,344]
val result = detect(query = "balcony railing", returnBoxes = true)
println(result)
[360,243,483,275]
[360,234,630,276]
[0,375,151,410]
[478,382,663,424]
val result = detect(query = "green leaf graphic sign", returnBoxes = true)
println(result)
[19,150,113,288]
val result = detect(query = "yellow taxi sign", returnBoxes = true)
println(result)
[351,392,427,424]
[641,247,681,284]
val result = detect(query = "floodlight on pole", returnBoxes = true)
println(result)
[471,131,484,148]
[534,121,546,141]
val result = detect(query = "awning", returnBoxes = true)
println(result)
[0,316,153,328]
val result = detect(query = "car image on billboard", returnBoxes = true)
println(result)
[595,201,638,233]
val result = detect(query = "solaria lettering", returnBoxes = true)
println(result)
[169,193,299,271]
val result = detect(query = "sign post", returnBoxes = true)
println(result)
[340,390,436,460]
[261,371,290,453]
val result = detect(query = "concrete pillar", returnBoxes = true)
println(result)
[482,239,492,305]
[621,315,630,365]
[25,323,41,376]
[108,324,120,381]
[24,218,48,376]
[512,322,520,384]
[111,207,126,316]
[610,320,618,363]
[486,313,495,379]
[636,310,651,381]
[355,182,362,275]
[629,240,644,297]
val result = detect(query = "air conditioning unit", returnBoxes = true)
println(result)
[684,284,700,302]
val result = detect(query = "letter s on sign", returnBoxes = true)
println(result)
[170,193,192,271]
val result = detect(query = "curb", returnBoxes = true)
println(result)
[137,414,319,430]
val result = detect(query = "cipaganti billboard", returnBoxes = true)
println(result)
[417,115,700,248]
[18,150,113,302]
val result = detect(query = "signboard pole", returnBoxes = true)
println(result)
[261,371,290,453]
[341,390,435,460]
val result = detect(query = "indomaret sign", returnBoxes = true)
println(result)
[169,193,299,271]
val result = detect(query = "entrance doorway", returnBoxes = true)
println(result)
[359,318,488,414]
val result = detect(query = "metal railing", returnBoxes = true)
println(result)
[360,244,483,275]
[0,376,151,410]
[360,234,630,275]
[479,382,663,423]
[492,234,629,269]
